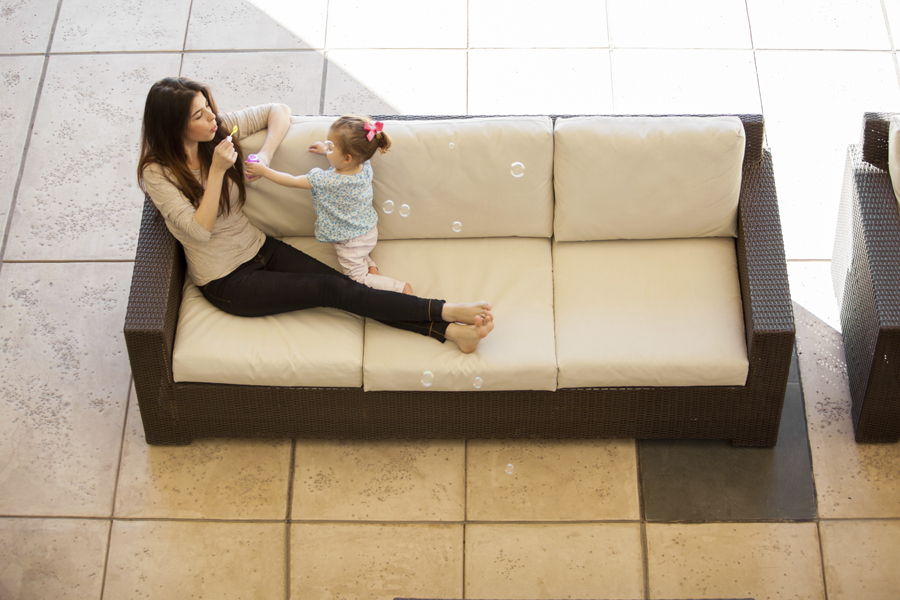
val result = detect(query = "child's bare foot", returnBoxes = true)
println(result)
[368,266,379,275]
[441,301,492,325]
[446,315,494,354]
[402,282,413,295]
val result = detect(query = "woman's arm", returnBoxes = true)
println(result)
[245,161,312,190]
[251,104,291,172]
[194,137,239,231]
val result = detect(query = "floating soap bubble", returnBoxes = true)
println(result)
[383,200,394,214]
[473,376,483,389]
[399,203,411,217]
[505,463,515,475]
[510,162,525,178]
[449,142,455,149]
[452,221,463,233]
[421,371,434,387]
[324,140,335,154]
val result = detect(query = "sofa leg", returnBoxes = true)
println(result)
[141,426,193,446]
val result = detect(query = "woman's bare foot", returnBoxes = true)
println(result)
[441,301,492,325]
[402,282,413,295]
[368,266,379,275]
[445,315,494,354]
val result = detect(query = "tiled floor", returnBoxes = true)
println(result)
[2,1,900,599]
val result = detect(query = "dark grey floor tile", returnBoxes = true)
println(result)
[639,382,816,522]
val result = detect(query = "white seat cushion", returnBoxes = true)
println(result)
[172,237,365,387]
[362,238,558,391]
[553,237,749,388]
[553,116,745,241]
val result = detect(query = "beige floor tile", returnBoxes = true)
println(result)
[465,523,643,599]
[0,263,132,517]
[886,0,900,51]
[747,0,890,50]
[795,303,900,519]
[608,0,752,48]
[468,49,614,115]
[469,0,608,48]
[647,522,826,600]
[291,523,463,600]
[820,519,900,600]
[0,518,109,600]
[324,49,468,115]
[325,0,467,49]
[292,439,464,521]
[115,389,291,520]
[186,0,327,50]
[755,50,900,259]
[4,53,181,261]
[611,49,761,114]
[0,0,57,53]
[104,520,284,599]
[52,0,191,52]
[467,439,640,521]
[180,51,324,116]
[0,56,43,231]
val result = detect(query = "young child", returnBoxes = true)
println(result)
[245,115,411,294]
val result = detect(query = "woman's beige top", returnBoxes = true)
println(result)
[141,104,276,286]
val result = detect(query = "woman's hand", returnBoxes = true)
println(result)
[211,137,238,173]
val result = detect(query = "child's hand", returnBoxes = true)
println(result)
[308,141,327,155]
[245,160,265,179]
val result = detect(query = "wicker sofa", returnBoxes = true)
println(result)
[831,112,900,443]
[124,114,794,447]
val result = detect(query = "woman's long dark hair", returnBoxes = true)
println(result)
[137,77,246,216]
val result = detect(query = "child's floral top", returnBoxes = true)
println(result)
[307,160,378,242]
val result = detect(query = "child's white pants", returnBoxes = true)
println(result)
[333,225,407,293]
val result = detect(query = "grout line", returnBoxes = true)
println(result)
[182,0,195,54]
[319,52,328,115]
[817,521,830,600]
[0,0,64,275]
[285,439,297,600]
[882,0,897,52]
[462,439,468,599]
[636,440,649,599]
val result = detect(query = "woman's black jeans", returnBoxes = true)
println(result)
[199,237,448,342]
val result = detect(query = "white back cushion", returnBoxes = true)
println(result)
[553,116,746,241]
[241,116,555,240]
[889,115,900,204]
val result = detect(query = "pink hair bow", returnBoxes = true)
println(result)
[365,121,383,142]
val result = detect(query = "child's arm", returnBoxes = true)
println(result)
[245,161,312,190]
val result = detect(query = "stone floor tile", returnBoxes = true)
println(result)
[0,518,109,600]
[747,0,890,50]
[326,0,466,49]
[755,50,900,259]
[795,302,900,518]
[640,381,817,522]
[886,0,900,51]
[180,51,324,116]
[465,523,643,599]
[323,50,467,115]
[647,522,826,600]
[820,519,900,600]
[611,49,761,114]
[291,523,463,600]
[0,0,57,53]
[4,53,180,262]
[468,49,613,115]
[186,0,327,50]
[0,263,132,516]
[115,388,291,520]
[467,439,639,521]
[104,520,284,599]
[788,260,841,332]
[608,0,752,48]
[0,56,43,238]
[292,439,464,521]
[469,0,608,48]
[52,0,191,52]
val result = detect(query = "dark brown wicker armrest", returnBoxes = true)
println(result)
[736,148,796,372]
[124,197,187,443]
[860,111,897,171]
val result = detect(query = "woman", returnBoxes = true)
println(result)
[137,77,493,353]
